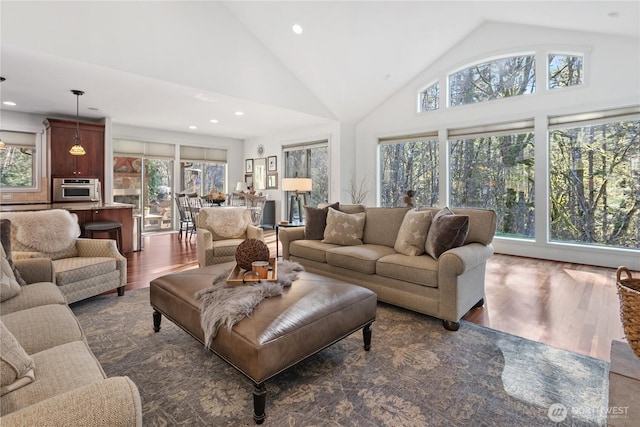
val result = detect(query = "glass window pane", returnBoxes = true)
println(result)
[419,82,439,112]
[0,146,35,187]
[284,145,328,219]
[449,55,535,107]
[449,132,535,238]
[549,120,640,249]
[380,140,439,207]
[548,54,583,89]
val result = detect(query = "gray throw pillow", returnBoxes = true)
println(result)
[322,208,366,246]
[0,219,26,286]
[425,207,469,259]
[394,210,433,256]
[304,202,339,240]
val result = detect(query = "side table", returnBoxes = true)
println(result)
[608,340,640,426]
[275,222,304,259]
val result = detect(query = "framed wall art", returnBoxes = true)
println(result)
[245,159,253,173]
[267,172,278,189]
[267,156,277,172]
[245,174,253,189]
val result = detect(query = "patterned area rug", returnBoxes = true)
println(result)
[71,287,609,426]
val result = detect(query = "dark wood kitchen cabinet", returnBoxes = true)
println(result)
[45,118,105,183]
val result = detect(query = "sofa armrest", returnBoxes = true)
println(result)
[14,258,55,284]
[438,243,494,277]
[247,225,264,241]
[0,377,142,427]
[76,238,127,288]
[278,227,305,260]
[196,228,214,267]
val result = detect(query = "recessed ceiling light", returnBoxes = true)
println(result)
[608,11,619,18]
[189,125,197,130]
[210,119,219,124]
[2,101,16,106]
[292,24,303,35]
[235,111,244,116]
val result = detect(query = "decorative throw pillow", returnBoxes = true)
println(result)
[394,210,433,256]
[322,208,366,246]
[425,207,469,259]
[0,219,26,286]
[1,246,21,302]
[304,202,339,240]
[1,321,35,396]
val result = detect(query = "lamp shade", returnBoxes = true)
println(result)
[282,178,312,192]
[235,181,245,192]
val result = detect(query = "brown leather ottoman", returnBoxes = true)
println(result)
[150,263,377,424]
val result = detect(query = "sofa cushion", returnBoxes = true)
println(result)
[52,257,117,286]
[376,253,439,288]
[0,340,106,416]
[363,207,410,247]
[394,210,433,256]
[290,240,340,263]
[1,321,35,396]
[1,304,84,355]
[1,219,26,286]
[326,244,397,274]
[304,202,339,240]
[1,246,21,302]
[0,282,67,316]
[425,207,469,259]
[322,208,366,246]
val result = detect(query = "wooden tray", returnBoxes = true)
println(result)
[227,257,277,286]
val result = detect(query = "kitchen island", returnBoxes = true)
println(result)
[0,202,136,253]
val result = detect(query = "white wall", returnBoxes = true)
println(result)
[356,21,640,269]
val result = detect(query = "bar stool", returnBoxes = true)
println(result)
[83,221,123,253]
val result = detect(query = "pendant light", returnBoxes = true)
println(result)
[69,89,86,156]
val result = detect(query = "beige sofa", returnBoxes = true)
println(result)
[2,209,126,303]
[280,205,497,330]
[196,207,264,267]
[1,236,142,426]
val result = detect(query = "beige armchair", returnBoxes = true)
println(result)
[196,207,264,267]
[2,209,127,304]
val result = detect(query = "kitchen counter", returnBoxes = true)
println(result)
[0,202,134,212]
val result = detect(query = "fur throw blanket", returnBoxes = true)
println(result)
[199,207,250,240]
[3,209,80,253]
[195,260,304,347]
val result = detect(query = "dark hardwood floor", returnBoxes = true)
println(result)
[124,230,627,361]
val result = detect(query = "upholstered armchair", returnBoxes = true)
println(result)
[2,209,127,304]
[196,207,264,267]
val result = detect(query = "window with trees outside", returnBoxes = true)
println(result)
[449,126,535,238]
[379,137,438,207]
[0,131,37,189]
[283,142,328,220]
[549,115,639,249]
[449,55,535,107]
[548,54,583,89]
[419,82,439,112]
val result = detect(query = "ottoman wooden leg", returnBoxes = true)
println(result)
[153,310,162,332]
[363,322,373,351]
[253,382,266,424]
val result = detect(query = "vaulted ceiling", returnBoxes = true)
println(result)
[1,1,638,140]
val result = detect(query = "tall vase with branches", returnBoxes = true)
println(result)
[345,173,370,204]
